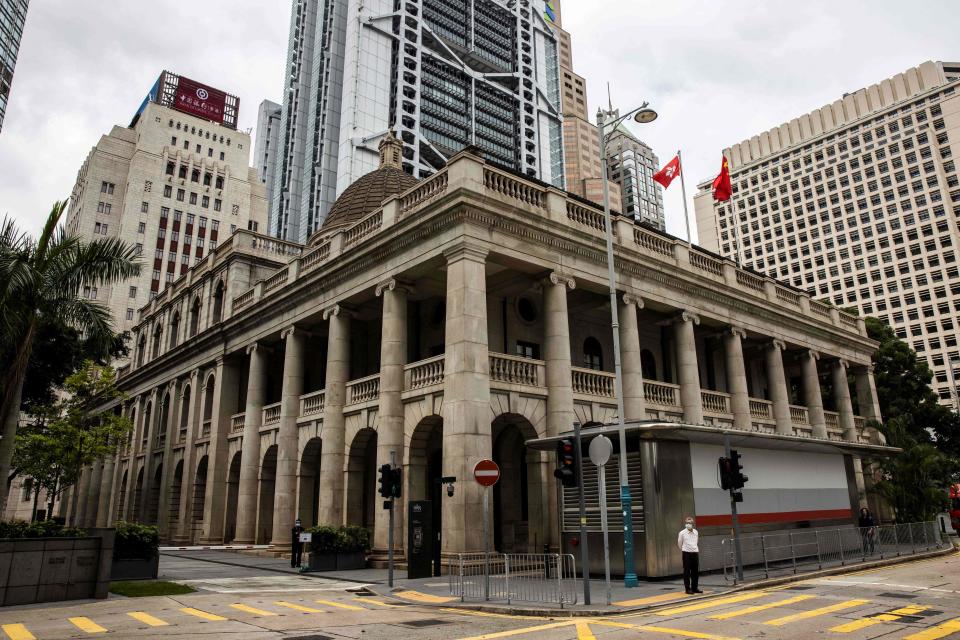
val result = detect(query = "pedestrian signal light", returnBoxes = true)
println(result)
[378,464,392,498]
[554,438,578,488]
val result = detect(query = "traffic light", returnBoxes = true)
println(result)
[389,467,402,499]
[718,456,734,490]
[731,449,748,490]
[378,464,392,498]
[553,438,578,488]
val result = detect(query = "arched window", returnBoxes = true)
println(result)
[136,334,147,367]
[151,323,163,359]
[189,297,201,337]
[165,161,175,176]
[212,281,224,324]
[583,337,603,371]
[168,312,180,350]
[215,176,224,190]
[641,349,657,380]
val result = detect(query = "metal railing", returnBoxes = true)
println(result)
[720,521,946,584]
[449,553,578,607]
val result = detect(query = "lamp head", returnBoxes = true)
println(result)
[634,108,658,124]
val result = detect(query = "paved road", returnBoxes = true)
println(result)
[0,551,957,639]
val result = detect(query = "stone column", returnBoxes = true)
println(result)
[200,357,240,544]
[854,365,882,423]
[765,340,792,435]
[156,380,179,541]
[139,388,161,523]
[122,397,142,521]
[619,294,646,421]
[374,279,410,555]
[832,360,857,442]
[674,311,703,424]
[96,453,117,527]
[318,305,351,526]
[72,466,92,527]
[235,344,269,544]
[801,351,827,439]
[723,327,751,430]
[271,327,307,549]
[441,245,492,554]
[83,461,103,528]
[174,369,201,544]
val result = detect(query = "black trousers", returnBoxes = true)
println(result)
[682,551,699,591]
[291,544,303,568]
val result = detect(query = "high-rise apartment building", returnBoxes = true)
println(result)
[65,71,267,338]
[254,99,281,205]
[607,126,665,229]
[0,0,29,132]
[695,60,960,402]
[264,0,565,243]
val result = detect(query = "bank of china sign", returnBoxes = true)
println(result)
[174,77,227,124]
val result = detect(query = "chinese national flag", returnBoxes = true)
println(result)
[653,155,681,189]
[712,156,732,201]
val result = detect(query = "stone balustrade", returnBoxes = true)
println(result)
[300,390,325,417]
[789,405,810,425]
[566,201,607,232]
[346,375,380,405]
[571,367,615,397]
[644,381,680,407]
[701,390,732,414]
[231,412,245,433]
[483,166,545,208]
[200,420,211,438]
[404,356,445,390]
[399,170,448,215]
[489,353,543,386]
[689,251,724,276]
[262,403,281,426]
[263,267,290,294]
[750,398,774,421]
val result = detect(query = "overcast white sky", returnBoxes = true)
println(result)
[0,0,958,242]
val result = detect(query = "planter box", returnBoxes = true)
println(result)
[307,551,366,571]
[111,555,159,581]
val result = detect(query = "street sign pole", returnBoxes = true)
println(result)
[723,433,744,582]
[389,450,396,588]
[483,488,490,601]
[589,434,614,606]
[573,422,591,606]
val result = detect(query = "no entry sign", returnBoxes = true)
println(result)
[473,459,500,487]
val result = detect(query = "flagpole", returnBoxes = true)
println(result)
[678,149,692,244]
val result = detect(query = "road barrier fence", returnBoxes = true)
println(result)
[448,553,579,607]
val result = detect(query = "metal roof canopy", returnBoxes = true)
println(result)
[525,420,900,457]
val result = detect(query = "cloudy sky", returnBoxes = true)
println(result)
[0,0,958,241]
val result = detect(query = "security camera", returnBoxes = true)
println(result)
[447,482,455,498]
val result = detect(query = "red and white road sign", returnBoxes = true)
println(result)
[473,459,500,487]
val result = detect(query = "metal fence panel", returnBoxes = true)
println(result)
[449,553,578,607]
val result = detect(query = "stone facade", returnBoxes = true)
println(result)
[75,148,883,573]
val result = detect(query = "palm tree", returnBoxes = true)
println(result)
[0,201,140,512]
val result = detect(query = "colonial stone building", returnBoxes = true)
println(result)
[74,135,886,577]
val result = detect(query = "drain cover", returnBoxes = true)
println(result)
[879,592,918,599]
[402,620,454,628]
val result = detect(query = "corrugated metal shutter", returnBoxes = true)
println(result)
[562,452,643,533]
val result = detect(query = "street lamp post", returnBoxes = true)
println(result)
[596,101,657,588]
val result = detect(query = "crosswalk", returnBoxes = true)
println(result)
[0,596,387,639]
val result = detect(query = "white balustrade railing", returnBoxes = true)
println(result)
[201,419,212,438]
[231,412,245,433]
[702,390,731,414]
[489,353,542,386]
[824,411,842,440]
[405,356,445,390]
[262,402,282,426]
[484,168,546,208]
[571,368,615,397]
[737,271,766,292]
[347,375,380,405]
[634,227,674,257]
[749,399,773,420]
[690,251,723,276]
[300,390,325,416]
[789,405,810,425]
[644,381,680,407]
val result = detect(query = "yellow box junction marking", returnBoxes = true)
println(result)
[315,599,364,611]
[903,618,960,640]
[128,611,169,627]
[830,604,929,633]
[68,617,107,634]
[230,603,277,616]
[709,595,816,620]
[764,599,870,626]
[654,592,767,616]
[357,598,398,607]
[1,624,35,640]
[590,619,742,640]
[575,621,596,640]
[180,607,228,621]
[613,591,691,607]
[456,620,577,640]
[274,601,324,613]
[395,590,457,604]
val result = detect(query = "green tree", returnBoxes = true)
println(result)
[13,362,134,519]
[0,201,140,512]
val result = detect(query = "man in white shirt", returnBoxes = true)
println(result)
[677,517,702,594]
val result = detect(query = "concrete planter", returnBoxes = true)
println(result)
[307,551,365,571]
[110,554,159,581]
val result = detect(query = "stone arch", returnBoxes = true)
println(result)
[489,392,546,438]
[406,415,443,576]
[189,296,202,337]
[168,311,181,350]
[224,451,241,542]
[298,438,322,528]
[151,321,163,359]
[583,336,603,370]
[192,455,209,543]
[167,460,184,537]
[491,414,544,553]
[212,280,225,324]
[345,428,377,529]
[202,373,216,426]
[258,445,278,544]
[136,334,147,367]
[574,402,618,426]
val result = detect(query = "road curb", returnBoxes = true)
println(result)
[159,551,380,585]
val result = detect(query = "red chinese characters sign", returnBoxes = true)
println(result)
[174,77,227,124]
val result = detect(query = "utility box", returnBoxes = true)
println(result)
[407,501,433,579]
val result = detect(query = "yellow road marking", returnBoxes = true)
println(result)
[903,618,960,640]
[709,595,816,620]
[180,607,228,621]
[395,589,457,604]
[764,599,870,626]
[127,612,169,627]
[654,592,767,616]
[439,608,543,621]
[457,621,576,640]
[357,598,398,607]
[1,624,35,640]
[274,601,324,613]
[592,619,741,640]
[315,599,364,611]
[613,591,691,607]
[68,617,107,634]
[831,604,931,633]
[893,605,931,616]
[575,621,596,640]
[230,603,277,616]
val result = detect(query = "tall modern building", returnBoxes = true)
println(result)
[264,0,565,243]
[64,71,267,339]
[607,125,666,229]
[0,0,29,132]
[695,60,960,402]
[253,99,282,205]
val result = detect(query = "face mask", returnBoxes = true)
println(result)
[685,523,693,531]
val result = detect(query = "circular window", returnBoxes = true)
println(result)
[517,297,538,324]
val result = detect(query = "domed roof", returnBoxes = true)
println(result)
[310,132,418,244]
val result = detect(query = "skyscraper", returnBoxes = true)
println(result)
[694,60,960,403]
[606,125,666,230]
[264,0,565,243]
[0,0,29,132]
[254,99,282,205]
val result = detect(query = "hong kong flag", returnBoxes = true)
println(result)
[653,155,681,189]
[712,156,733,201]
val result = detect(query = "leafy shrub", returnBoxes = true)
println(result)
[306,525,371,554]
[0,519,86,539]
[113,521,160,560]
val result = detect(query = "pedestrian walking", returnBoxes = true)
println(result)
[858,507,877,555]
[678,516,702,594]
[291,518,305,568]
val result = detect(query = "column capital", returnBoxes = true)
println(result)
[281,326,310,341]
[544,271,576,290]
[375,277,415,298]
[727,325,747,340]
[677,310,700,326]
[443,244,489,264]
[246,342,273,356]
[834,358,849,371]
[190,368,201,380]
[806,349,821,361]
[323,304,355,321]
[621,293,644,309]
[769,339,786,352]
